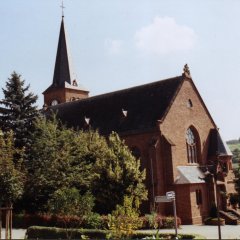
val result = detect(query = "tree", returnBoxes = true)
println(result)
[234,165,240,200]
[47,187,94,239]
[0,72,38,150]
[25,116,147,214]
[0,130,24,206]
[91,132,148,213]
[232,148,240,164]
[25,116,95,212]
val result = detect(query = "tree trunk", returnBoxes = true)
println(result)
[0,208,2,240]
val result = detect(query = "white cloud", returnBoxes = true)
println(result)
[135,16,197,55]
[104,38,123,55]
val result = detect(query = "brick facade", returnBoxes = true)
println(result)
[43,17,234,224]
[43,87,89,106]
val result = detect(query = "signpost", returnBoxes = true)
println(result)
[166,191,175,199]
[155,196,172,203]
[155,191,178,239]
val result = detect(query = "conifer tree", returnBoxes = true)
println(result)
[0,72,38,150]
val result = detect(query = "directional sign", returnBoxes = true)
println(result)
[166,191,175,200]
[155,196,172,203]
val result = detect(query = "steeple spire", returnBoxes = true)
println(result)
[43,14,89,107]
[52,17,74,87]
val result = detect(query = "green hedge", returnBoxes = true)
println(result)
[13,213,181,230]
[26,226,107,239]
[13,213,107,229]
[26,226,203,239]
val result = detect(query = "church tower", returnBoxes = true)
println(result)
[43,16,89,107]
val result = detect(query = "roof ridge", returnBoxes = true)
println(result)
[55,75,183,108]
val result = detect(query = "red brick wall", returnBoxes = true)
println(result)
[160,79,216,180]
[122,78,217,223]
[44,88,88,106]
[123,131,162,213]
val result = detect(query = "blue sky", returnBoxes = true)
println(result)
[0,0,239,141]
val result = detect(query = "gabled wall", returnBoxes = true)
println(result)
[160,78,216,180]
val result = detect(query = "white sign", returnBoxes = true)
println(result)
[155,195,172,203]
[166,191,175,200]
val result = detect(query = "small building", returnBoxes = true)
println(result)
[43,17,234,224]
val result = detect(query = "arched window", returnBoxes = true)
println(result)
[186,128,198,163]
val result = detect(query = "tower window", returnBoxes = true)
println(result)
[186,128,198,163]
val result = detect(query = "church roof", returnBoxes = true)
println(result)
[175,166,205,184]
[50,75,184,135]
[208,128,232,157]
[43,17,88,94]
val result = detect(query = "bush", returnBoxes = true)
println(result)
[107,196,143,239]
[82,213,104,229]
[132,231,202,239]
[13,214,84,229]
[26,226,202,239]
[12,213,115,230]
[142,214,181,229]
[26,226,107,239]
[14,213,181,231]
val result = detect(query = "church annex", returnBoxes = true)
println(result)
[43,17,235,224]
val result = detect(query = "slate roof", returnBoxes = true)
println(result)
[175,166,205,184]
[50,76,184,135]
[208,128,232,157]
[43,17,88,94]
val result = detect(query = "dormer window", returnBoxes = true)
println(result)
[72,80,78,86]
[84,116,90,125]
[122,109,128,117]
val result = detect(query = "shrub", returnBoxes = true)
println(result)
[132,231,201,239]
[26,226,107,239]
[143,212,159,229]
[82,212,103,229]
[26,226,202,239]
[107,196,143,239]
[13,214,84,229]
[142,214,181,229]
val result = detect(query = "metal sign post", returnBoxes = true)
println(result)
[166,191,178,239]
[155,191,178,239]
[155,196,172,203]
[172,198,178,239]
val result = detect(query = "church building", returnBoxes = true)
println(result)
[43,16,235,224]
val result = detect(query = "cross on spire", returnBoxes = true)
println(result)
[60,0,65,18]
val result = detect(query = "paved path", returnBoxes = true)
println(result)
[2,229,26,239]
[5,225,240,239]
[157,224,240,239]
